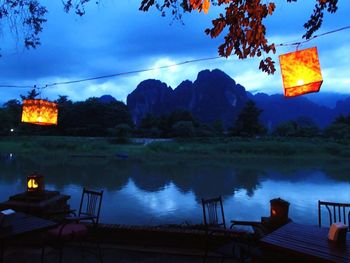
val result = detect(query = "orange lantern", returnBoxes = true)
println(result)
[270,198,290,224]
[279,47,323,97]
[21,99,58,125]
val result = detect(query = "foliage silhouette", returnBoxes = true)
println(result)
[231,100,266,137]
[0,1,340,74]
[139,0,339,74]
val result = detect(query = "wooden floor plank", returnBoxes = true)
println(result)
[260,222,350,263]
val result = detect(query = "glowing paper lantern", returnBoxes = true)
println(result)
[279,47,323,97]
[21,99,58,125]
[27,173,45,193]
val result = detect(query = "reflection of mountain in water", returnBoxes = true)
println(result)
[2,156,350,201]
[0,156,130,191]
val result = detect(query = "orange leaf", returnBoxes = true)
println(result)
[203,0,210,14]
[268,3,276,15]
[190,0,202,10]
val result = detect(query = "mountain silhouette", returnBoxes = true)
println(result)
[122,69,350,129]
[127,69,248,127]
[99,95,117,104]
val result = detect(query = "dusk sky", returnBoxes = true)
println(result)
[0,0,349,103]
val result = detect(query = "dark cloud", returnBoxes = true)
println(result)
[0,1,349,103]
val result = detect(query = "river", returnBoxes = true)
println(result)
[0,154,349,226]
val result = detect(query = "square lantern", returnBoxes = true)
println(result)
[270,198,290,224]
[279,47,323,97]
[27,173,45,193]
[21,99,58,125]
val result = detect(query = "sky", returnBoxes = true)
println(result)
[0,0,349,103]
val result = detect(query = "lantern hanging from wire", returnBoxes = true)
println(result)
[21,99,58,125]
[279,46,323,97]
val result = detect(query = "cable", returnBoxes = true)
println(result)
[45,56,221,87]
[0,56,221,89]
[1,25,349,89]
[0,84,32,88]
[276,25,350,47]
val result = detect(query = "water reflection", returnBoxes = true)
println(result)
[0,156,349,225]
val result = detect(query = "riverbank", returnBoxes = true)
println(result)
[1,136,349,161]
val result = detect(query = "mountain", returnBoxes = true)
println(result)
[127,79,173,124]
[253,93,334,129]
[127,69,248,127]
[99,95,117,104]
[334,97,350,117]
[125,69,350,129]
[189,69,248,126]
[304,92,349,108]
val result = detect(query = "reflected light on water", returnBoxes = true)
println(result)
[56,179,200,225]
[224,171,350,226]
[113,179,199,225]
[1,159,350,226]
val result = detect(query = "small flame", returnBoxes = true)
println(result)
[297,79,304,86]
[28,179,39,189]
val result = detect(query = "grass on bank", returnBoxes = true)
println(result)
[0,136,350,161]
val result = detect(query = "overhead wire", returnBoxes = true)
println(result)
[0,56,222,89]
[0,25,349,90]
[45,56,222,87]
[276,25,350,47]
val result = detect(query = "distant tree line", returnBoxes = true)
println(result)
[0,90,133,138]
[1,90,350,140]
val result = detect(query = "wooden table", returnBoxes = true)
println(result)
[0,212,57,262]
[260,222,350,263]
[0,191,70,220]
[0,212,57,240]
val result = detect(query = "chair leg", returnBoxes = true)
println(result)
[97,241,103,263]
[58,246,63,263]
[202,236,209,263]
[41,246,45,263]
[79,241,85,262]
[202,249,208,263]
[0,243,4,263]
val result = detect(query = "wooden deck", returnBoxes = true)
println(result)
[260,222,350,262]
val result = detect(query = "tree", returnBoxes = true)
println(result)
[232,100,266,137]
[139,0,338,74]
[273,118,319,137]
[108,123,133,143]
[273,121,297,137]
[1,1,339,73]
[333,114,350,126]
[323,123,350,139]
[137,113,163,137]
[0,99,21,134]
[212,120,224,136]
[0,1,47,56]
[20,89,40,100]
[323,114,350,139]
[172,120,195,137]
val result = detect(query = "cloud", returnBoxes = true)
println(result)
[0,0,349,104]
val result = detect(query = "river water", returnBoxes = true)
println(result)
[0,154,349,226]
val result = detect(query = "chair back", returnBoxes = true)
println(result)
[78,187,103,227]
[202,196,226,229]
[318,200,350,231]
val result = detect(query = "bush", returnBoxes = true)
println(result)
[109,123,132,143]
[172,121,195,138]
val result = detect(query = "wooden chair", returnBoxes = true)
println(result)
[202,196,258,263]
[318,200,350,230]
[41,188,104,263]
